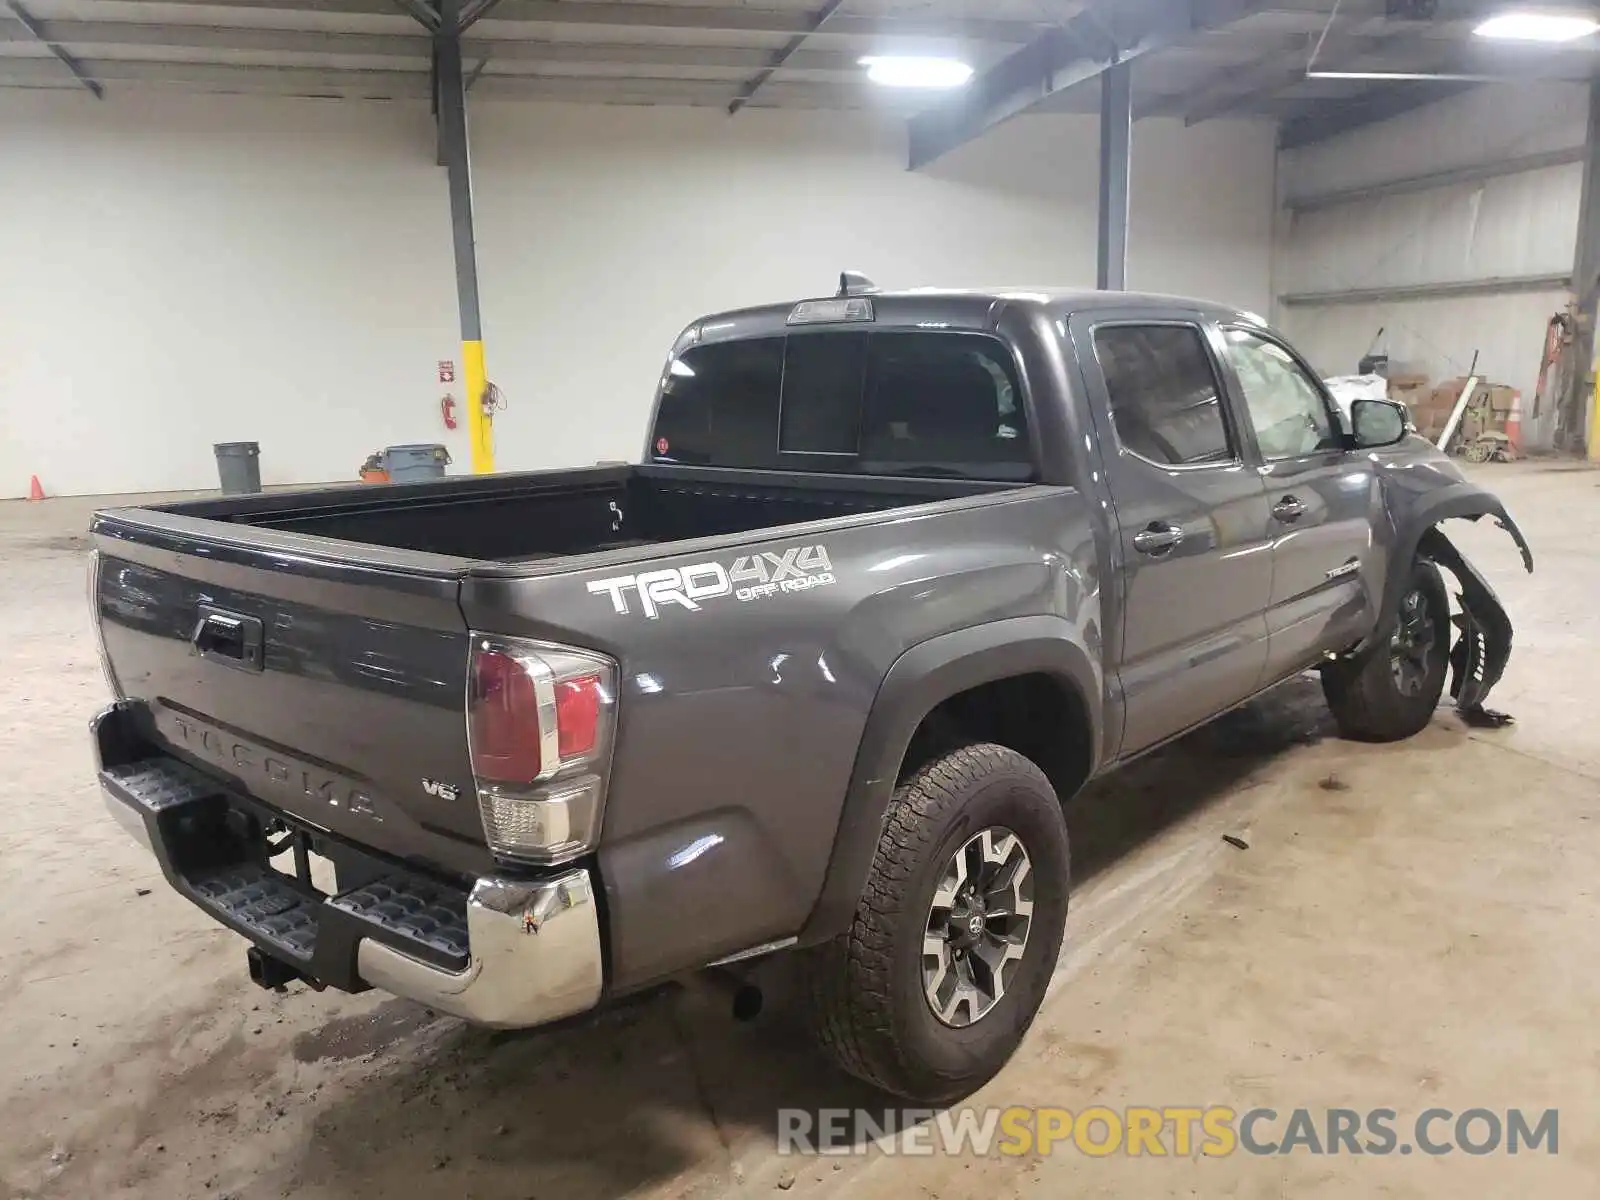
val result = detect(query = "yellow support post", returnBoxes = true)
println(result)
[438,1,494,475]
[462,339,493,474]
[1589,357,1600,462]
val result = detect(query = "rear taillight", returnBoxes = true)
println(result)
[466,636,617,866]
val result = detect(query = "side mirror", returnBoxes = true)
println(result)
[1351,398,1408,449]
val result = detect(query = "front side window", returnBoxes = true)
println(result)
[1093,324,1234,467]
[652,330,1033,481]
[1223,329,1341,460]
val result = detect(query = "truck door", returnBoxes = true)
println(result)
[1213,325,1378,680]
[1070,316,1274,757]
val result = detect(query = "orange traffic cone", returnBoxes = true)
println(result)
[1504,390,1523,456]
[26,475,44,502]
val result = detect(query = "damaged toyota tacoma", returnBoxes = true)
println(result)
[89,283,1532,1103]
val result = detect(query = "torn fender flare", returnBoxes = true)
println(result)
[1357,483,1532,714]
[1420,527,1513,712]
[1363,486,1533,656]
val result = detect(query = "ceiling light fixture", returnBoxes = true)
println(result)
[859,56,974,88]
[1473,11,1600,41]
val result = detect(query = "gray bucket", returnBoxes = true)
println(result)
[382,443,451,483]
[214,441,261,495]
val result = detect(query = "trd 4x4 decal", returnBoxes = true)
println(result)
[586,545,835,620]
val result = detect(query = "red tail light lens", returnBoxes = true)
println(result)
[469,649,543,782]
[556,674,603,760]
[466,637,618,865]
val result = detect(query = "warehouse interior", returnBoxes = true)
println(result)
[4,0,1600,1196]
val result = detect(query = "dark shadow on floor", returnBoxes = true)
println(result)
[1070,673,1331,881]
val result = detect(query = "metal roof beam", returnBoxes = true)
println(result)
[0,19,894,74]
[0,19,428,58]
[1183,33,1398,124]
[727,0,843,116]
[151,0,1044,42]
[0,55,428,94]
[393,0,441,32]
[907,0,1259,171]
[1285,146,1586,210]
[458,0,503,32]
[1278,78,1478,148]
[1279,273,1570,305]
[3,0,101,97]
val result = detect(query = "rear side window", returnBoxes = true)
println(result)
[651,337,784,467]
[652,331,1033,480]
[1093,325,1234,467]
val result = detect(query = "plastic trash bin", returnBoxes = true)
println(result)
[213,442,261,495]
[382,443,451,483]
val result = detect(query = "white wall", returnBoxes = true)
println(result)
[0,90,1278,497]
[1275,85,1586,448]
[0,91,460,498]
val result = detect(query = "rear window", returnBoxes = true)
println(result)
[651,331,1034,481]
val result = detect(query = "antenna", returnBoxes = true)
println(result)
[837,270,880,297]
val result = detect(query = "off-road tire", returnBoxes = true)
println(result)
[1322,558,1451,742]
[801,742,1070,1103]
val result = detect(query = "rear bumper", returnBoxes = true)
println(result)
[93,702,603,1029]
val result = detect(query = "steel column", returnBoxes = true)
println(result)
[1569,80,1600,457]
[1097,61,1132,292]
[436,0,493,473]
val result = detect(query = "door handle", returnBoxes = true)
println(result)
[1133,523,1185,555]
[1272,495,1307,523]
[191,607,265,672]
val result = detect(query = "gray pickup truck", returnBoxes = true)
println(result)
[90,281,1531,1102]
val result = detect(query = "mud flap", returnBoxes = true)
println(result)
[1418,528,1514,726]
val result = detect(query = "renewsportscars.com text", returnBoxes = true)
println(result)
[777,1106,1559,1158]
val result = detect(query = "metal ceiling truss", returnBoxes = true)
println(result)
[155,0,1043,43]
[727,0,845,116]
[1278,76,1476,147]
[3,0,102,97]
[392,0,440,32]
[907,0,1261,170]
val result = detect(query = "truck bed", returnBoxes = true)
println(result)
[162,464,1010,564]
[89,461,1028,885]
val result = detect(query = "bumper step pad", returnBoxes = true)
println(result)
[190,864,320,962]
[331,879,470,971]
[99,751,470,985]
[103,757,224,811]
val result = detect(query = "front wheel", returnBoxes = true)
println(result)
[1322,558,1451,742]
[801,743,1070,1103]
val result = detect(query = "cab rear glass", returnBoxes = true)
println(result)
[650,330,1035,482]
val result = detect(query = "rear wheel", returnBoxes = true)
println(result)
[1322,558,1450,742]
[802,743,1069,1103]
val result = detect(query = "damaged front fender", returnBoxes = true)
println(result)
[1420,527,1516,723]
[1360,470,1533,722]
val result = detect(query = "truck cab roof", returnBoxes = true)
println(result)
[686,288,1270,346]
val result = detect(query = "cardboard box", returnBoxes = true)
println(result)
[1485,385,1519,414]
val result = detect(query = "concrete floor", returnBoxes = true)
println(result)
[2,463,1598,1199]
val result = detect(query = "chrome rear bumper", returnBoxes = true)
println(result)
[356,872,603,1028]
[94,709,604,1031]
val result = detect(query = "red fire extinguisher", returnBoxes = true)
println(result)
[440,394,458,431]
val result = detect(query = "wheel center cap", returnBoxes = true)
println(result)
[949,900,988,947]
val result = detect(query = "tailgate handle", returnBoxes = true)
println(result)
[192,608,265,672]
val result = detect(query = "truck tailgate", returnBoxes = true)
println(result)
[91,509,491,879]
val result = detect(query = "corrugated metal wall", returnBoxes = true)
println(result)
[1275,84,1588,449]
